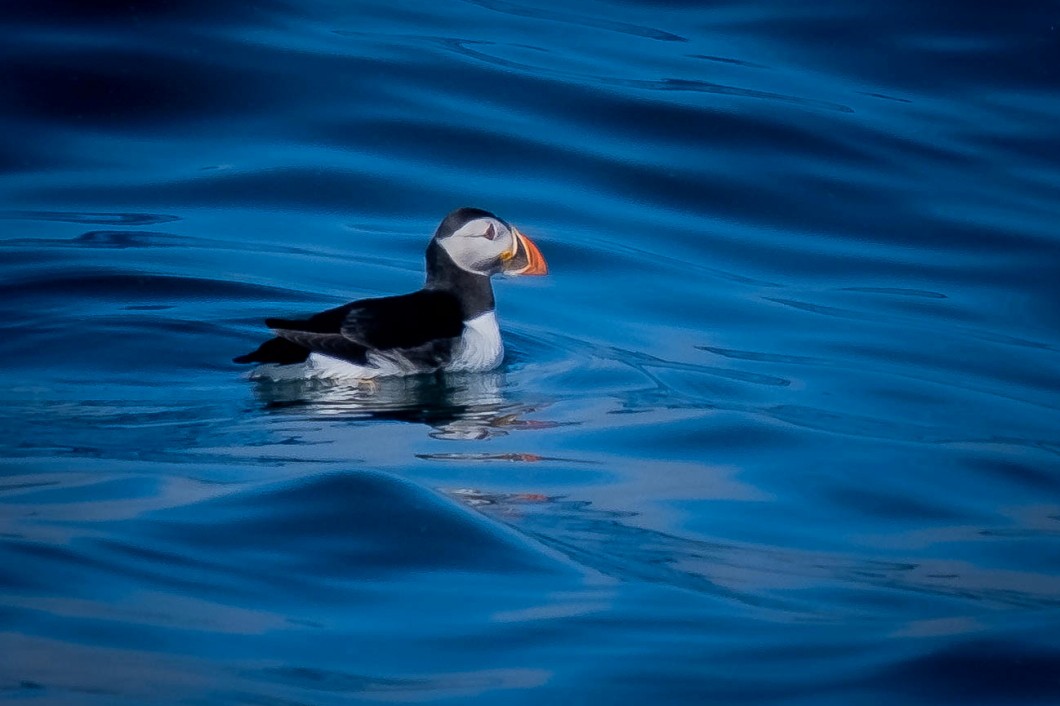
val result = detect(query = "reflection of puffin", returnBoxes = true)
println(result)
[234,208,547,380]
[252,372,557,440]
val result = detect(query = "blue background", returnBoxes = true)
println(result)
[2,1,1060,703]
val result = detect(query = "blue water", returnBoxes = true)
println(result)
[3,1,1060,703]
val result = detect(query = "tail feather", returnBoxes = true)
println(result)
[233,337,310,365]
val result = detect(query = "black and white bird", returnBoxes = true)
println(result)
[233,207,548,380]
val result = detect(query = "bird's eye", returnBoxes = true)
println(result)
[483,222,496,240]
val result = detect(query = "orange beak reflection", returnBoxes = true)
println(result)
[504,227,548,276]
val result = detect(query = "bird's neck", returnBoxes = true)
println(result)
[424,239,495,319]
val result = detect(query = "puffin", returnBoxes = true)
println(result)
[233,207,548,380]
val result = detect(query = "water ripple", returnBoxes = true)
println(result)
[462,0,686,42]
[0,210,180,226]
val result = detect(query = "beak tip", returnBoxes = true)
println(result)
[514,230,548,276]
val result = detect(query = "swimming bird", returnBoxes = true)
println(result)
[233,207,548,380]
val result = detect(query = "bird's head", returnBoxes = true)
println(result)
[433,207,547,277]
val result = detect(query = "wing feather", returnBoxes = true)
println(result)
[338,291,464,350]
[247,290,464,366]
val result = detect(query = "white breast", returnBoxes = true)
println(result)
[445,311,504,373]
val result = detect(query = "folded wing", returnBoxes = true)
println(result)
[234,290,465,366]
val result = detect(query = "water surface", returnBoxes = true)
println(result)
[3,1,1060,704]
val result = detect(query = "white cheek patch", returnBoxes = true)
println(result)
[451,218,493,239]
[441,219,511,274]
[439,237,485,274]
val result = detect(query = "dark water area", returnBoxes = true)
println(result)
[3,1,1060,703]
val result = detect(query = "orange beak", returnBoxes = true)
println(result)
[504,227,548,276]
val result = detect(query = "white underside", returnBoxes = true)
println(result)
[248,311,504,381]
[447,311,505,373]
